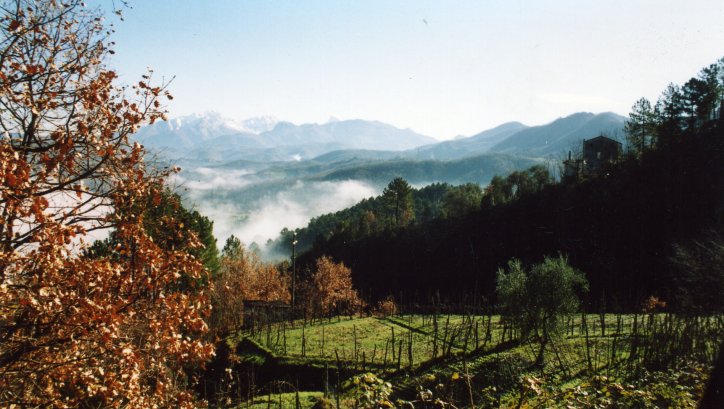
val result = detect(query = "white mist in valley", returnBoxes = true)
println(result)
[173,166,378,259]
[171,167,255,191]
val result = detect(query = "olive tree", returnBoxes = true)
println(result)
[496,255,588,366]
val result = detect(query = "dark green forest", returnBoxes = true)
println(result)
[291,59,724,312]
[271,179,497,255]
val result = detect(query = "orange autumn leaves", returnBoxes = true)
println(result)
[210,237,290,337]
[0,1,211,407]
[305,256,364,318]
[210,239,364,335]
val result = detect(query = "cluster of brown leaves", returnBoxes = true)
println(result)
[303,256,364,318]
[374,296,398,317]
[210,241,290,337]
[642,295,667,313]
[1,1,212,407]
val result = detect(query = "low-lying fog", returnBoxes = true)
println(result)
[171,166,379,259]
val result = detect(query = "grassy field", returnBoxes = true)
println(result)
[244,314,490,368]
[229,313,720,408]
[243,313,646,370]
[244,392,325,409]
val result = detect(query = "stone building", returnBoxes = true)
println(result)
[582,135,622,175]
[562,135,622,182]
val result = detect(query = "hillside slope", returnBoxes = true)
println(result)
[489,112,625,156]
[298,129,724,309]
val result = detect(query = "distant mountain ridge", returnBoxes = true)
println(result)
[135,113,437,162]
[489,112,626,156]
[135,111,626,164]
[408,121,529,160]
[299,112,624,163]
[142,110,628,256]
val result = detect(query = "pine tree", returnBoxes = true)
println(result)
[382,177,415,228]
[625,97,657,156]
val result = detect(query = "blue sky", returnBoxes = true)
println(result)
[104,0,724,140]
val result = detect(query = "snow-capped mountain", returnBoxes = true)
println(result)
[134,112,436,162]
[237,115,278,134]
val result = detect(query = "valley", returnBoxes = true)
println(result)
[136,111,626,255]
[3,2,722,406]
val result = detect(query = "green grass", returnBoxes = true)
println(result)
[230,313,720,408]
[246,316,434,367]
[244,391,326,409]
[244,314,514,369]
[244,313,647,372]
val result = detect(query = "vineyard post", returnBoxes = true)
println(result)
[266,319,271,348]
[550,337,569,378]
[353,325,358,365]
[463,358,476,409]
[336,368,341,409]
[599,293,607,337]
[391,327,396,362]
[408,330,413,368]
[582,312,593,372]
[397,340,403,370]
[432,314,439,358]
[463,318,472,354]
[630,313,640,364]
[609,328,618,376]
[383,339,389,371]
[275,323,281,350]
[335,349,343,379]
[265,384,271,409]
[283,322,287,355]
[443,316,450,357]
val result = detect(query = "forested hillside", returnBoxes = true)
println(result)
[270,179,512,256]
[296,60,724,311]
[301,131,722,308]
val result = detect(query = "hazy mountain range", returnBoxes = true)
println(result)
[137,111,625,164]
[136,111,626,254]
[136,112,437,163]
[489,112,626,156]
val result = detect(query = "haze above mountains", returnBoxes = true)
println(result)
[135,111,626,255]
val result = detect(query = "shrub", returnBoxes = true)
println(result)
[496,255,588,364]
[375,296,398,317]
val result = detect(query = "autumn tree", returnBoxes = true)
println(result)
[88,187,221,286]
[305,255,363,318]
[374,295,398,317]
[209,235,289,337]
[0,1,213,407]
